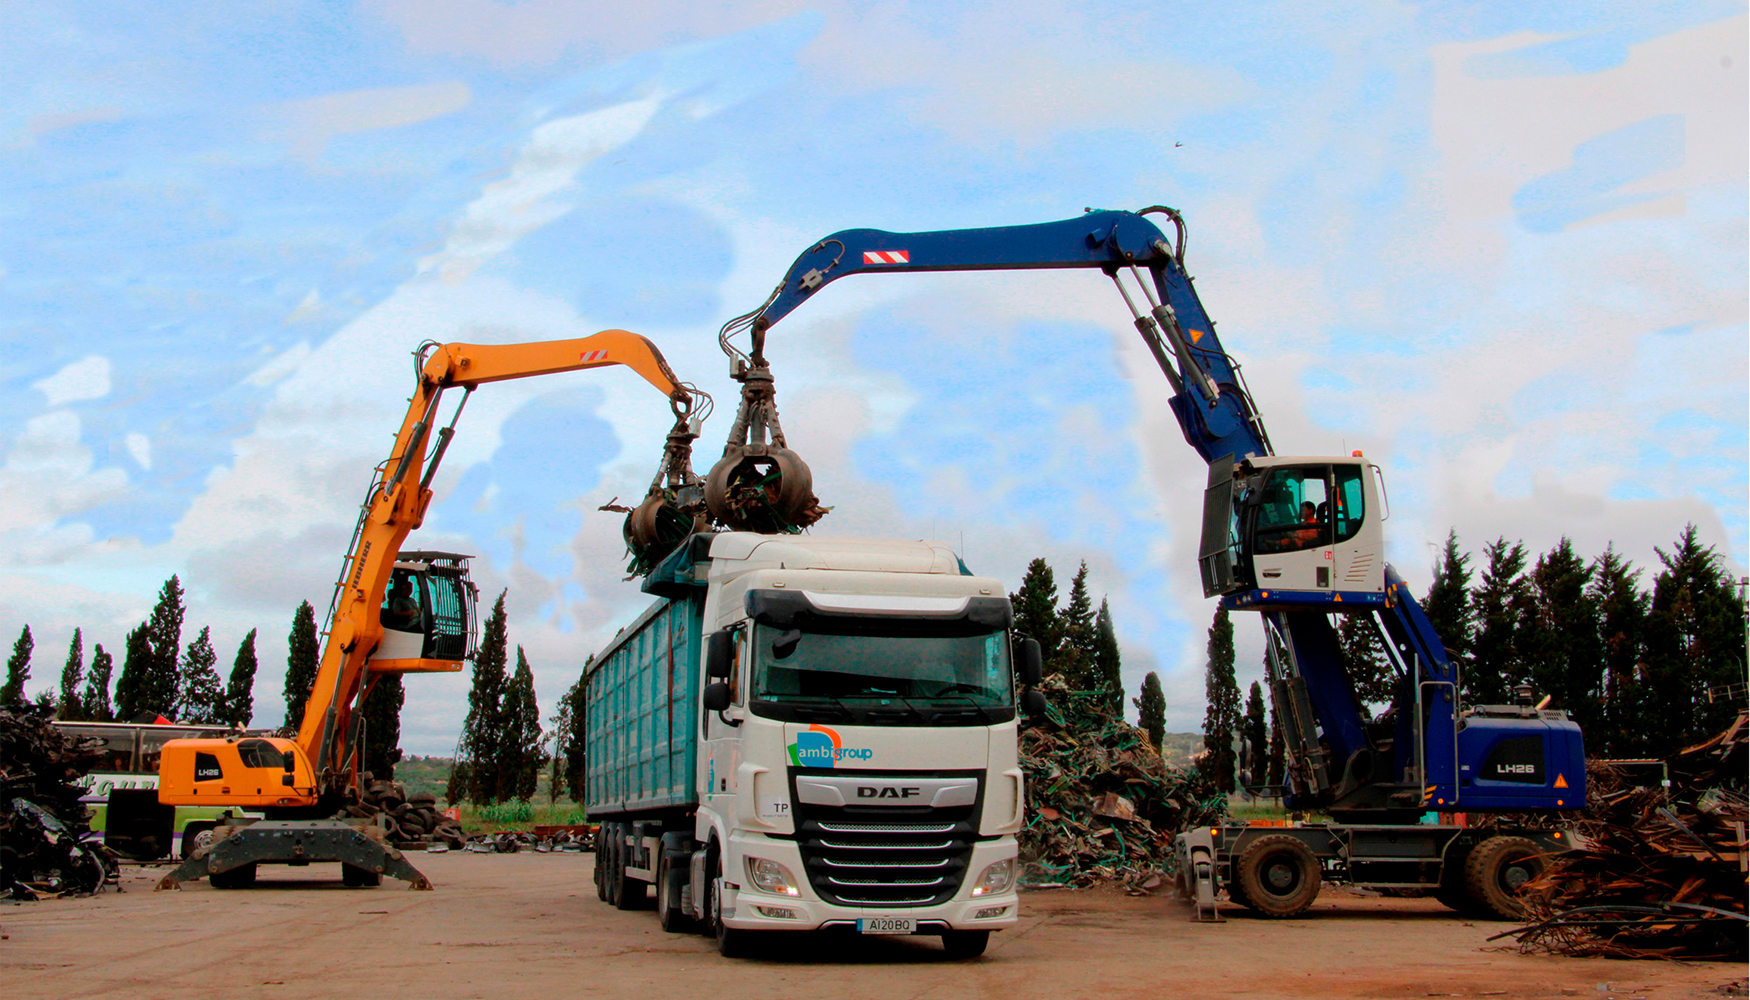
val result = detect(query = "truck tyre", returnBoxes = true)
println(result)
[1462,836,1544,920]
[1225,875,1253,909]
[209,863,256,889]
[708,850,755,958]
[614,825,651,911]
[940,930,990,959]
[593,827,609,902]
[605,823,624,908]
[656,848,694,933]
[1233,835,1321,918]
[181,823,214,860]
[342,864,381,887]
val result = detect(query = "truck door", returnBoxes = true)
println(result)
[1199,455,1240,597]
[1245,465,1332,591]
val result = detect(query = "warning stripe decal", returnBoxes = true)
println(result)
[862,250,910,264]
[579,349,609,362]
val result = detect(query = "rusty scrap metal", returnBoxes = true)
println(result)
[1498,713,1748,961]
[1020,675,1223,892]
[0,705,116,899]
[344,775,466,850]
[703,362,825,534]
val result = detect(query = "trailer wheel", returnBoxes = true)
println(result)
[940,930,989,959]
[1233,835,1321,918]
[1462,836,1544,920]
[604,823,624,907]
[614,825,652,911]
[209,863,256,889]
[593,826,609,902]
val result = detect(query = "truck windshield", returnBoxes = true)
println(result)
[750,622,1015,726]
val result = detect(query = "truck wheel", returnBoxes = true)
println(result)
[593,827,609,902]
[708,851,755,958]
[656,848,694,933]
[210,863,257,889]
[1225,876,1253,909]
[614,825,651,911]
[181,824,214,860]
[342,864,381,887]
[1462,836,1544,920]
[940,930,989,959]
[1233,835,1321,918]
[605,823,624,908]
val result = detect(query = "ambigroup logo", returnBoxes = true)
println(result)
[788,724,874,768]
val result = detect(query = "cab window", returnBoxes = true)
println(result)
[381,568,425,633]
[236,739,284,770]
[1333,464,1366,543]
[1252,467,1330,554]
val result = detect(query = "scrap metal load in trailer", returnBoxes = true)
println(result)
[720,206,1587,920]
[154,330,708,891]
[585,532,1045,958]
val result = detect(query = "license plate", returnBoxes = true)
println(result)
[857,917,916,935]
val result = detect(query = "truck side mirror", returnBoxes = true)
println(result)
[703,682,732,712]
[1021,689,1047,717]
[706,631,734,680]
[1017,638,1042,686]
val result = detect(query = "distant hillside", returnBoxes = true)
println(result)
[392,755,455,799]
[1157,732,1202,768]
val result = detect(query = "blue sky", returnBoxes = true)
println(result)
[2,2,1744,752]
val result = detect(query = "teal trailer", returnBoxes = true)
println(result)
[583,542,706,821]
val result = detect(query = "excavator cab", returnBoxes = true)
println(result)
[1201,456,1386,598]
[368,551,478,671]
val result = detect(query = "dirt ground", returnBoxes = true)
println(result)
[3,854,1743,1000]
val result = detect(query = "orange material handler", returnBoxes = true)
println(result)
[156,331,703,890]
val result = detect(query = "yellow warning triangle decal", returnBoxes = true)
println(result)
[1189,328,1205,344]
[1553,773,1568,788]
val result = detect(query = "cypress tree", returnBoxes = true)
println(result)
[1201,606,1240,793]
[1134,670,1166,752]
[1526,538,1601,725]
[503,647,543,801]
[462,591,510,804]
[1093,599,1123,714]
[2,625,33,705]
[1338,614,1394,717]
[1059,562,1095,688]
[83,643,114,721]
[1266,692,1286,787]
[175,626,223,724]
[141,576,186,717]
[360,674,404,780]
[558,665,589,803]
[1243,681,1268,789]
[114,624,151,720]
[1589,546,1647,757]
[1422,530,1474,663]
[1642,526,1747,755]
[1009,559,1062,676]
[224,629,259,727]
[1469,538,1531,706]
[284,601,320,727]
[58,628,84,719]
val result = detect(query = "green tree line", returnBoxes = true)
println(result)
[447,591,546,806]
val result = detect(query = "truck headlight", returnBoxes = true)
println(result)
[971,858,1015,897]
[744,856,801,896]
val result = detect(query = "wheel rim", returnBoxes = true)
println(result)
[1263,856,1300,895]
[1500,858,1533,891]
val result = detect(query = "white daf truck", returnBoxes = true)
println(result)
[585,531,1044,958]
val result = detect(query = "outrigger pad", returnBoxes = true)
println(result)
[155,819,433,891]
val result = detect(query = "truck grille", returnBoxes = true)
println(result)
[791,775,980,908]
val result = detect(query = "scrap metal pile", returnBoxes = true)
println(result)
[458,827,593,853]
[0,706,115,898]
[1019,676,1224,891]
[342,775,466,850]
[1499,712,1748,960]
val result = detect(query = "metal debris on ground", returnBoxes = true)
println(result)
[341,776,466,850]
[461,826,594,854]
[0,705,116,899]
[1497,711,1747,961]
[1019,675,1224,892]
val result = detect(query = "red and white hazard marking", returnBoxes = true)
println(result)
[862,250,910,264]
[579,349,609,362]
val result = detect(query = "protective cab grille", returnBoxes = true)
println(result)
[791,771,981,908]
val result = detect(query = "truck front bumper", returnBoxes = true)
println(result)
[720,832,1020,932]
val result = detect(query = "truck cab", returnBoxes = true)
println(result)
[587,532,1027,957]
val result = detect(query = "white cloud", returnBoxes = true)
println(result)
[124,432,151,470]
[32,355,112,406]
[269,81,473,164]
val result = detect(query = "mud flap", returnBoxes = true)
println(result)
[156,819,433,890]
